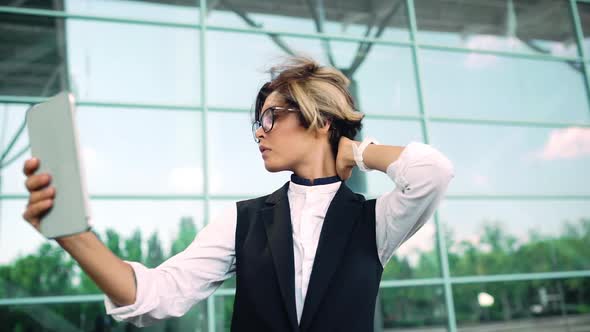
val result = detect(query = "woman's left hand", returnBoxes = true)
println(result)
[336,137,358,181]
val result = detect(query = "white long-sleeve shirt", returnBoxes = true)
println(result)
[104,142,455,327]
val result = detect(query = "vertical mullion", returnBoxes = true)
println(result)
[570,0,590,116]
[198,0,215,331]
[406,1,457,332]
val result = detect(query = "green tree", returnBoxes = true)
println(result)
[170,216,197,256]
[146,231,165,268]
[124,229,143,263]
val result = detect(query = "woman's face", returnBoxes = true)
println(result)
[255,92,318,173]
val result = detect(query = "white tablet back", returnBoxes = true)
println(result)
[26,92,91,238]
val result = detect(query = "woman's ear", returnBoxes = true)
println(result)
[315,119,331,138]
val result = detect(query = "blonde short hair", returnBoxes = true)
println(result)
[254,57,364,156]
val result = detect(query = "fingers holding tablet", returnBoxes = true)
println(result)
[22,157,56,232]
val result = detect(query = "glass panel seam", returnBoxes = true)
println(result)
[570,0,590,119]
[406,0,457,331]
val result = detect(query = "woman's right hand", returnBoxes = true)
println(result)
[22,158,56,232]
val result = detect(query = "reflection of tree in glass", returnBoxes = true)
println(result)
[2,217,589,330]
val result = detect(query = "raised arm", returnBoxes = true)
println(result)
[336,139,455,266]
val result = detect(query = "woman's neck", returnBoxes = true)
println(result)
[292,145,337,182]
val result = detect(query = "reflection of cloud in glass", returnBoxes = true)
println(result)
[549,42,577,57]
[81,146,110,180]
[465,35,519,51]
[464,53,497,69]
[537,127,590,160]
[471,173,490,187]
[463,35,519,69]
[168,167,203,193]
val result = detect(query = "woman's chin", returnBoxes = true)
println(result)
[263,160,286,173]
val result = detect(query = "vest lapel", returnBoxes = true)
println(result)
[261,182,298,332]
[299,183,363,331]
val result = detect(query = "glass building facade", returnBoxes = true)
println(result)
[1,0,589,331]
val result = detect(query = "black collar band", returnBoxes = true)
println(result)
[290,174,341,186]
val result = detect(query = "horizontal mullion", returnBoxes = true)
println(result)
[429,115,590,128]
[0,95,47,104]
[0,194,205,200]
[0,294,104,306]
[446,194,590,200]
[0,96,202,111]
[2,194,590,201]
[205,24,413,47]
[451,270,590,284]
[208,106,253,114]
[2,272,590,305]
[419,42,581,63]
[78,101,201,111]
[3,99,587,129]
[380,277,443,288]
[205,271,590,296]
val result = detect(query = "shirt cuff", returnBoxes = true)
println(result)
[103,261,158,323]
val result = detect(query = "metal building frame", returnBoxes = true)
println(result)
[1,1,590,331]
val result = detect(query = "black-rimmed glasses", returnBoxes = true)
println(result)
[252,106,298,143]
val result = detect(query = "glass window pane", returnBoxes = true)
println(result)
[453,278,590,329]
[78,107,203,195]
[64,0,201,24]
[0,199,204,294]
[207,0,409,41]
[0,104,30,194]
[206,31,420,115]
[363,119,424,196]
[0,14,68,97]
[378,286,447,330]
[207,111,291,196]
[0,301,208,331]
[2,106,203,195]
[66,19,201,106]
[215,295,235,331]
[429,123,590,195]
[382,221,440,280]
[420,50,590,123]
[416,0,578,57]
[441,200,590,276]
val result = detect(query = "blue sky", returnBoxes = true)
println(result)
[1,0,589,269]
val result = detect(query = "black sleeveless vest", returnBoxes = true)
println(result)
[231,181,384,332]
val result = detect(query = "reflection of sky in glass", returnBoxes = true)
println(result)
[429,123,590,195]
[67,20,201,105]
[421,50,590,123]
[65,0,201,24]
[440,200,590,274]
[0,200,203,264]
[0,0,589,265]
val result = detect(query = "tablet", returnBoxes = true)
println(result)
[26,92,92,239]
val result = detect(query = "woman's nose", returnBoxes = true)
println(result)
[255,126,265,140]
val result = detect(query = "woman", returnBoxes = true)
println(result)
[22,57,454,331]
